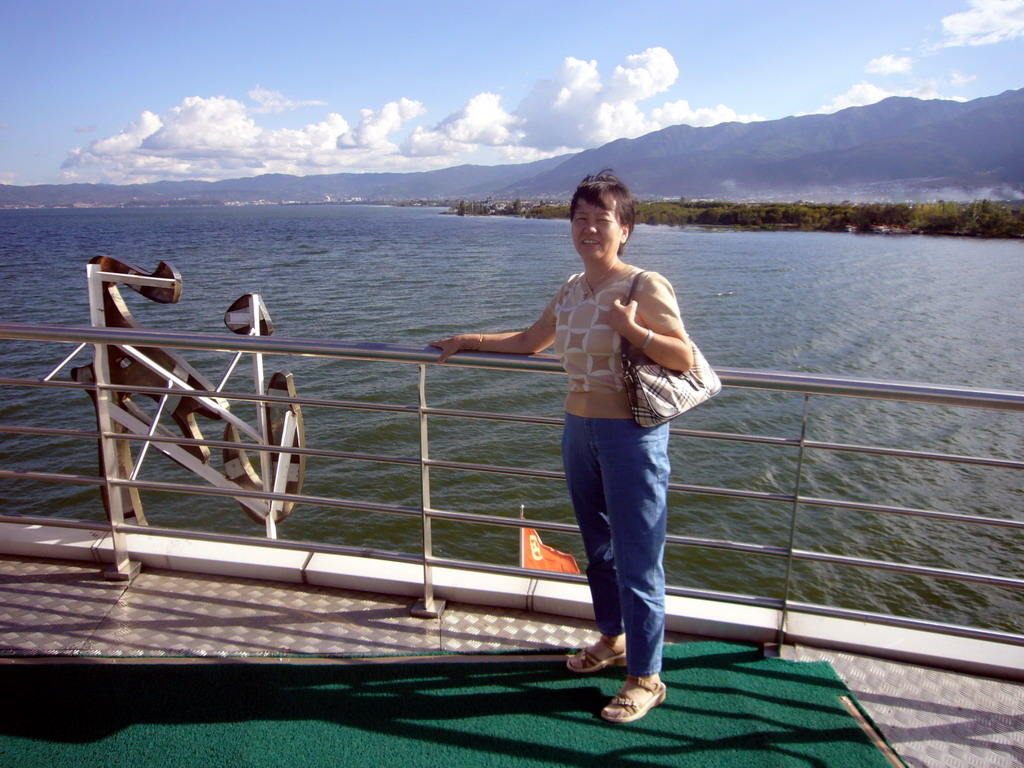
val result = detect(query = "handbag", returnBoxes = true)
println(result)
[620,272,721,427]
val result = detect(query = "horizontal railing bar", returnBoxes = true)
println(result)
[429,411,803,451]
[0,425,101,440]
[103,431,570,482]
[4,322,1024,410]
[0,376,94,391]
[0,375,418,419]
[792,548,1024,589]
[425,555,588,585]
[668,481,795,504]
[424,458,564,482]
[0,513,110,532]
[105,477,424,519]
[92,382,420,416]
[0,375,554,428]
[787,601,1024,647]
[797,495,1024,530]
[0,322,566,373]
[422,507,580,535]
[669,478,1024,530]
[673,429,1023,469]
[102,430,421,467]
[426,554,785,610]
[0,469,106,488]
[803,439,1024,470]
[659,533,1024,585]
[720,366,1024,411]
[423,407,563,427]
[667,534,790,558]
[669,426,800,447]
[664,584,785,610]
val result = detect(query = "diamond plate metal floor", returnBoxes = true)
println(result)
[797,646,1024,768]
[0,555,601,658]
[2,555,1022,768]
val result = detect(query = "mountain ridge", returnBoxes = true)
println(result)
[2,88,1021,206]
[500,88,1023,200]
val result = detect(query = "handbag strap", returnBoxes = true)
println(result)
[620,271,649,364]
[624,270,647,304]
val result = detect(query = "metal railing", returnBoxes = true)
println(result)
[1,320,1023,647]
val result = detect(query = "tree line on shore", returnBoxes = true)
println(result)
[450,198,1024,237]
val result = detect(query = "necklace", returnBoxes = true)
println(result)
[582,264,625,299]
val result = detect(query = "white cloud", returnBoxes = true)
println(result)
[262,113,354,169]
[866,54,914,75]
[810,79,957,115]
[60,50,763,183]
[142,96,261,151]
[65,110,163,163]
[650,101,763,129]
[951,70,979,86]
[605,48,680,103]
[940,0,1024,46]
[512,47,760,152]
[338,98,426,151]
[401,93,518,157]
[249,87,327,114]
[63,96,365,182]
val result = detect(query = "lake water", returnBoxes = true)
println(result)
[1,205,1022,633]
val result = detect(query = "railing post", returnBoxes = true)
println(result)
[775,393,812,652]
[86,263,140,582]
[412,363,445,618]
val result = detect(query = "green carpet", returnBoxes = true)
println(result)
[1,641,895,767]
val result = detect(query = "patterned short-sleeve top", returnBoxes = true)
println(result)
[540,267,685,396]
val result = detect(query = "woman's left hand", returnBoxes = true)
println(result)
[612,298,694,370]
[609,298,640,337]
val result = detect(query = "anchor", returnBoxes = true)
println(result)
[63,256,305,538]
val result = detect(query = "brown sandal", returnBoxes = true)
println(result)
[566,637,626,674]
[600,676,667,723]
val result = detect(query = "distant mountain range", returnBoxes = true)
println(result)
[3,88,1022,207]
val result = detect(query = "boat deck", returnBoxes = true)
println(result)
[1,554,1021,768]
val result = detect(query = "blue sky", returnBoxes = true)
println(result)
[2,0,1022,186]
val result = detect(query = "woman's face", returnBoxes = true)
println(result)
[571,199,629,263]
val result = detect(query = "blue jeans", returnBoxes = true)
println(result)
[561,413,670,677]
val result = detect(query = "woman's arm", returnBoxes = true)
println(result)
[430,315,555,363]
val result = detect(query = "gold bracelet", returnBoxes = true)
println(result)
[477,333,484,350]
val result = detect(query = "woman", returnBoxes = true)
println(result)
[431,171,693,724]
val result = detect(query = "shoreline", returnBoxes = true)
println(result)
[452,199,1024,239]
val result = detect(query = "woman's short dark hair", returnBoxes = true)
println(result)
[570,170,636,254]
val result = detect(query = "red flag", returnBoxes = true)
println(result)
[520,527,581,574]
